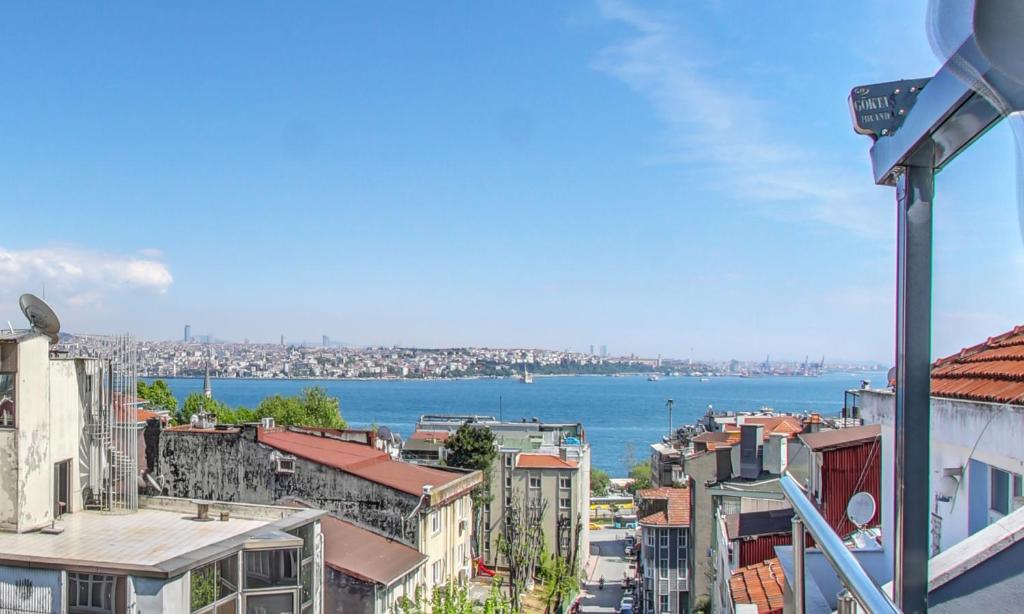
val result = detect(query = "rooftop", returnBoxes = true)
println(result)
[257,427,479,500]
[409,430,450,442]
[726,508,795,540]
[320,514,426,586]
[799,424,881,452]
[636,486,691,527]
[729,558,786,614]
[0,498,321,578]
[931,325,1024,404]
[516,453,578,469]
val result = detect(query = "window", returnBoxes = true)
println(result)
[659,533,669,548]
[559,497,571,510]
[432,559,443,584]
[288,523,315,610]
[645,531,655,548]
[505,495,513,508]
[244,549,298,589]
[505,475,512,488]
[660,594,670,612]
[245,593,293,614]
[989,467,1022,518]
[505,454,513,467]
[559,476,571,490]
[191,553,239,613]
[659,559,668,578]
[0,373,14,428]
[431,511,441,535]
[529,474,541,489]
[68,573,115,614]
[274,457,295,475]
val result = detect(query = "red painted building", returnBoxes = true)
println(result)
[799,423,882,537]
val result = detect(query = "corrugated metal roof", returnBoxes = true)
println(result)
[258,427,467,497]
[799,424,881,451]
[931,325,1024,404]
[729,558,785,614]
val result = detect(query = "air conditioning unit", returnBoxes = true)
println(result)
[275,456,296,475]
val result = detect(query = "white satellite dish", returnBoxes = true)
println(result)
[19,293,61,344]
[847,491,877,528]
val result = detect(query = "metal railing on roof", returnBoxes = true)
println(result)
[780,473,900,614]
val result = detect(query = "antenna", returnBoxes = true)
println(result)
[847,491,877,529]
[19,293,61,345]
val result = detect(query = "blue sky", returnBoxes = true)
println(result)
[0,1,1020,362]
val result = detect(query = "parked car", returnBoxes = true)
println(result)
[619,596,635,614]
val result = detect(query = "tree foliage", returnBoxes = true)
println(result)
[499,491,548,612]
[590,468,611,496]
[444,422,499,556]
[398,581,514,614]
[137,379,178,414]
[170,386,346,429]
[626,460,653,494]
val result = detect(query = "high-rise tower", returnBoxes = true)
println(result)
[203,348,212,399]
[184,324,191,343]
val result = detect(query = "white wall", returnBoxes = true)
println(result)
[860,390,1024,566]
[16,336,53,531]
[134,574,187,613]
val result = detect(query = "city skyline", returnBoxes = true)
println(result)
[2,2,1022,363]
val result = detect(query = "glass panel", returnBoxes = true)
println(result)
[245,593,294,614]
[287,524,314,560]
[219,554,240,596]
[192,564,219,611]
[216,597,238,614]
[244,549,299,589]
[992,468,1010,514]
[300,560,312,604]
[0,373,13,427]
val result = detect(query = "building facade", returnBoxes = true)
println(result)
[636,487,692,614]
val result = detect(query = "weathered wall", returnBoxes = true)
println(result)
[17,336,52,532]
[683,449,724,606]
[324,568,375,614]
[0,430,16,530]
[0,564,62,614]
[134,573,187,613]
[159,429,423,546]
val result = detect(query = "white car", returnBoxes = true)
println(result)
[619,596,634,613]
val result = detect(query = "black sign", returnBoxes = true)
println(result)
[849,79,930,139]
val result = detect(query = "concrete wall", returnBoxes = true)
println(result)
[133,573,188,613]
[16,336,52,532]
[0,429,16,531]
[861,390,1024,566]
[159,429,424,545]
[420,491,473,583]
[682,450,724,606]
[324,568,375,614]
[0,564,62,614]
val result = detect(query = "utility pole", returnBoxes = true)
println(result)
[666,398,674,440]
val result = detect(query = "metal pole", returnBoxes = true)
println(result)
[837,590,856,614]
[666,399,674,439]
[893,163,933,614]
[792,516,805,614]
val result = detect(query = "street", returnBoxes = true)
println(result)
[579,528,632,614]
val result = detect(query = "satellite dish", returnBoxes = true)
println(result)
[19,294,61,342]
[378,425,393,442]
[847,492,877,528]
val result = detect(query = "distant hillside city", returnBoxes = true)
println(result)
[56,333,885,380]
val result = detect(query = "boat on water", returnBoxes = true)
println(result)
[699,377,711,382]
[519,365,534,384]
[647,374,659,382]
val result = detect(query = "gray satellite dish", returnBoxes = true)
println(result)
[847,491,877,528]
[19,293,61,343]
[378,425,393,442]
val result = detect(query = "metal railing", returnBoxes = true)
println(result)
[780,474,900,614]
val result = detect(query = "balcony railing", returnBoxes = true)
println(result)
[780,473,900,614]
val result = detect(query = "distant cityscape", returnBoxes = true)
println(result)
[55,327,887,380]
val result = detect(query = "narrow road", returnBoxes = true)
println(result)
[579,528,630,614]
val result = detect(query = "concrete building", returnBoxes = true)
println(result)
[0,326,326,614]
[636,487,692,614]
[158,423,481,593]
[857,325,1024,559]
[408,415,591,569]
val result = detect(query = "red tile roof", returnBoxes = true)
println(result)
[931,326,1024,404]
[409,430,450,442]
[636,487,691,527]
[729,558,786,614]
[257,427,468,497]
[724,416,804,438]
[516,453,577,469]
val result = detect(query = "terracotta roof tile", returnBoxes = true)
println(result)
[257,427,472,497]
[636,487,691,527]
[516,453,577,469]
[729,558,786,614]
[409,430,450,442]
[931,326,1024,404]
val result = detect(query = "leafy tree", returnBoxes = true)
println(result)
[590,468,611,496]
[175,393,231,425]
[137,379,178,414]
[444,422,499,556]
[627,460,653,494]
[693,595,711,614]
[398,581,514,614]
[541,513,584,614]
[254,387,346,429]
[499,491,547,612]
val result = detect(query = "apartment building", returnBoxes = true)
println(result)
[636,487,692,614]
[0,325,325,614]
[158,423,481,594]
[409,415,591,569]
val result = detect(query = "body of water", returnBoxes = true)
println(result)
[150,372,886,475]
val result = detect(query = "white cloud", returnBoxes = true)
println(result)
[0,245,173,305]
[592,0,892,239]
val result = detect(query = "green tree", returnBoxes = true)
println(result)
[137,379,178,414]
[398,581,514,614]
[590,467,611,496]
[255,387,346,429]
[627,460,653,494]
[175,393,231,425]
[444,422,498,557]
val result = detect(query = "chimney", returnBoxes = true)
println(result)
[739,425,764,479]
[764,433,789,475]
[261,417,276,430]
